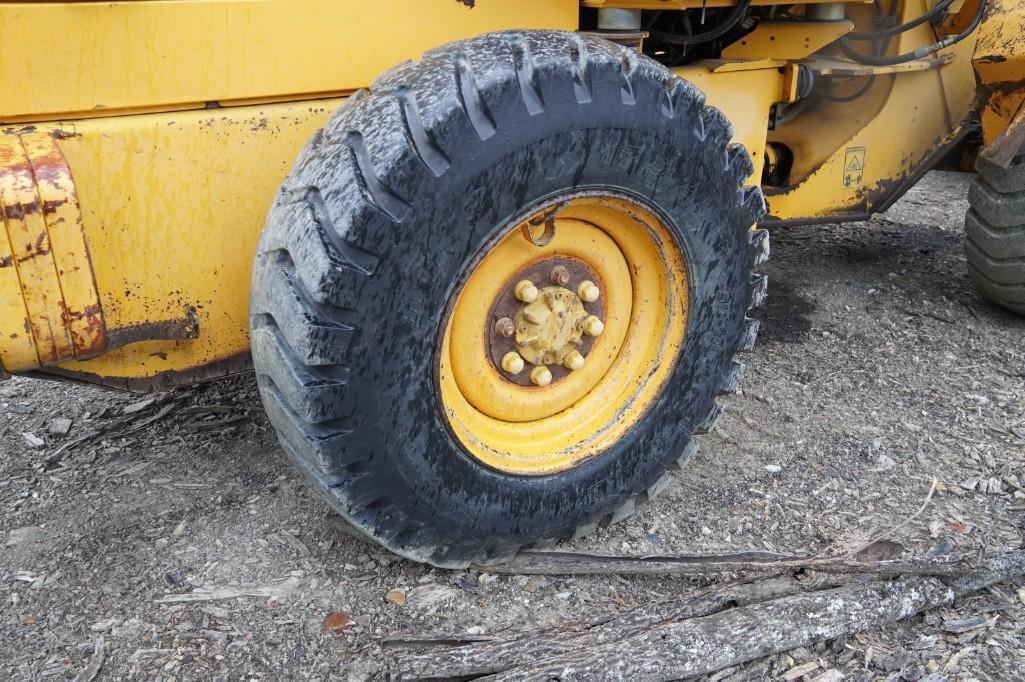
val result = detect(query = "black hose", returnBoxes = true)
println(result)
[839,0,987,66]
[648,0,753,46]
[845,0,956,41]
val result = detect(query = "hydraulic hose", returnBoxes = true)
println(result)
[845,0,956,41]
[648,0,753,46]
[839,0,987,66]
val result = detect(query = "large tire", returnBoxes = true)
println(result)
[249,30,767,567]
[965,153,1025,315]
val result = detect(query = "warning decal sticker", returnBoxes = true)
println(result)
[843,147,866,188]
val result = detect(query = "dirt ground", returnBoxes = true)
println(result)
[2,170,1024,681]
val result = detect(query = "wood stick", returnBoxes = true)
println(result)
[388,574,846,678]
[391,550,1025,681]
[473,548,969,578]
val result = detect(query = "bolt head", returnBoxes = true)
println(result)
[582,315,604,337]
[501,351,525,375]
[578,280,600,303]
[495,317,515,338]
[530,365,553,387]
[550,265,570,286]
[563,350,585,371]
[514,280,538,303]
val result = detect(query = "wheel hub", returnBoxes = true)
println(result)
[486,258,606,387]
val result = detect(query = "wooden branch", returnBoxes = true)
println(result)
[391,549,1025,681]
[473,547,968,578]
[388,573,846,678]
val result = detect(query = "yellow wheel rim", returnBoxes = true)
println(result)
[438,193,690,476]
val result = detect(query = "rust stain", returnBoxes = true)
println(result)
[105,306,200,350]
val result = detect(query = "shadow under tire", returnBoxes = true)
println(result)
[249,30,767,567]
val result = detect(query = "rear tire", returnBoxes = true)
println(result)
[965,154,1025,315]
[249,30,767,567]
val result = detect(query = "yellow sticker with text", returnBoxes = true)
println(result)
[843,147,865,188]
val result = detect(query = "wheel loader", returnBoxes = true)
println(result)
[1,0,1022,566]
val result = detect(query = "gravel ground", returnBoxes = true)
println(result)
[1,171,1023,680]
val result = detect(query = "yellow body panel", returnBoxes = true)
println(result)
[971,0,1025,163]
[40,102,338,389]
[0,0,578,122]
[722,21,854,61]
[0,0,1022,388]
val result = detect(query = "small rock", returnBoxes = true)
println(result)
[22,432,44,449]
[465,626,485,636]
[47,418,73,437]
[764,464,782,474]
[385,589,407,607]
[876,454,896,470]
[8,402,33,415]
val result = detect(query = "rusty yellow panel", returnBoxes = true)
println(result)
[0,0,578,123]
[41,101,341,389]
[972,0,1025,148]
[765,15,978,221]
[0,209,37,373]
[721,21,854,61]
[0,136,75,365]
[20,133,108,361]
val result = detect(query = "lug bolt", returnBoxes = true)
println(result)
[530,365,553,386]
[494,317,515,338]
[582,315,604,337]
[514,280,538,303]
[563,350,585,371]
[550,265,570,286]
[501,351,525,375]
[578,280,600,303]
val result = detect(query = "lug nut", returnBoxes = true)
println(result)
[582,315,604,337]
[563,350,585,371]
[494,317,515,338]
[578,280,600,303]
[530,365,553,386]
[550,265,570,286]
[501,351,525,375]
[514,280,538,303]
